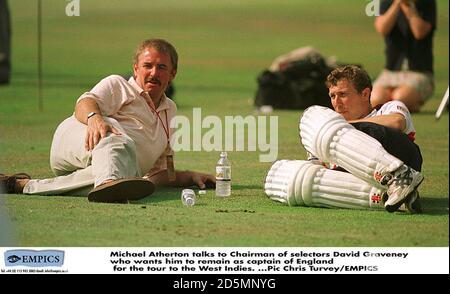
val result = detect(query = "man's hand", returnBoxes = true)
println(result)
[191,172,216,189]
[85,115,121,151]
[74,97,121,151]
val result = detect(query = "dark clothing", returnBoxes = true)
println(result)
[0,0,11,84]
[380,0,436,73]
[351,122,423,172]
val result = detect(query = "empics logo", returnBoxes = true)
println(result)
[4,250,65,267]
[7,255,21,263]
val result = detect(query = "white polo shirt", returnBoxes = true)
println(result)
[77,75,177,175]
[365,100,416,141]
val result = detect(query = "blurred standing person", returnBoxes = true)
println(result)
[0,0,11,85]
[371,0,437,113]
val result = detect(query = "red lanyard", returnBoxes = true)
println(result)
[144,95,176,181]
[145,98,170,141]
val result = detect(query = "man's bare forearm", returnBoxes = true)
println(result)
[147,170,215,189]
[147,170,195,187]
[349,114,406,132]
[75,97,101,125]
[402,4,432,40]
[375,0,401,36]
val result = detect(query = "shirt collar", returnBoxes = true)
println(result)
[128,76,170,111]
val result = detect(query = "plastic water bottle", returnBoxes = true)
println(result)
[181,189,196,206]
[215,151,231,197]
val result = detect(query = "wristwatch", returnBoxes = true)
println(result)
[87,112,97,120]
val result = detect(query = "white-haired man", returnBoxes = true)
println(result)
[265,65,423,213]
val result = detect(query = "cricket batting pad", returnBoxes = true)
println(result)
[265,160,385,210]
[264,160,306,206]
[299,106,403,187]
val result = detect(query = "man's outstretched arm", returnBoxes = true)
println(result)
[147,170,216,189]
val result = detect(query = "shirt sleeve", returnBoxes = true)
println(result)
[379,100,409,116]
[76,75,134,116]
[378,101,415,135]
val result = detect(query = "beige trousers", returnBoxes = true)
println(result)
[23,116,140,196]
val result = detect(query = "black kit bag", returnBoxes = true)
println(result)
[254,54,333,109]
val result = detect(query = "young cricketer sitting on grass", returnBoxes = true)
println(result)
[265,65,424,213]
[0,38,215,203]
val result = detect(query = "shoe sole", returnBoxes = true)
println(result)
[405,191,423,214]
[385,175,424,213]
[88,179,155,203]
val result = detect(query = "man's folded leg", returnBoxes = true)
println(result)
[23,166,95,196]
[264,160,385,210]
[299,106,424,212]
[22,166,155,203]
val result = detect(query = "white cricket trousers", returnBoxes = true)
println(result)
[23,115,140,196]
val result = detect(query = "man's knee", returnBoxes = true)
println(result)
[370,86,392,108]
[96,133,137,156]
[299,106,349,161]
[91,134,140,185]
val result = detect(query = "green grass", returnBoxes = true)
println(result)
[1,0,448,247]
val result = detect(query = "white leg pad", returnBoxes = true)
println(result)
[294,161,323,206]
[305,168,384,210]
[264,160,289,204]
[299,106,403,187]
[265,159,385,210]
[264,160,306,206]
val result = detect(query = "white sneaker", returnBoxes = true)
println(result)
[384,165,424,213]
